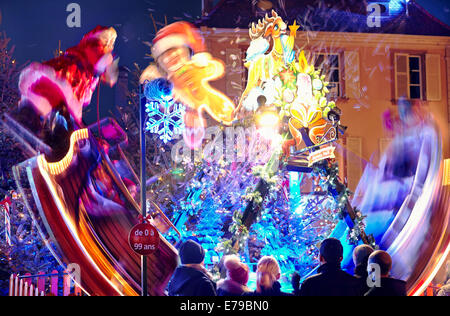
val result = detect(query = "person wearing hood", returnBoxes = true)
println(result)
[245,256,290,296]
[217,255,251,296]
[365,250,407,296]
[167,239,216,296]
[299,238,360,296]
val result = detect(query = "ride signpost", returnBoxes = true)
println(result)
[129,222,160,256]
[134,80,170,296]
[135,83,152,296]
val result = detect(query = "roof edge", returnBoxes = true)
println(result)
[411,1,450,31]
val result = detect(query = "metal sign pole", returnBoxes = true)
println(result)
[139,85,148,296]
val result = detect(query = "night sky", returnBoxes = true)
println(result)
[0,0,448,123]
[0,0,204,122]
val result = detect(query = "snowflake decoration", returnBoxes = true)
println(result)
[145,98,185,143]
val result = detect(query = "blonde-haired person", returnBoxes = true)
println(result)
[245,256,290,296]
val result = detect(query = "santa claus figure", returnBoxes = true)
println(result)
[17,26,119,161]
[140,22,236,149]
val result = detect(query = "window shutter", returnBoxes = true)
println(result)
[346,137,362,192]
[444,159,450,186]
[425,54,441,101]
[395,54,409,99]
[335,140,346,184]
[344,51,361,99]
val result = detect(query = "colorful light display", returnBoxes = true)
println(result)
[38,128,89,175]
[2,4,449,298]
[140,22,237,149]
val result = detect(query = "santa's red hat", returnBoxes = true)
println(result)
[152,22,205,59]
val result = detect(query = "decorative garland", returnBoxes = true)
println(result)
[348,210,368,246]
[312,161,375,247]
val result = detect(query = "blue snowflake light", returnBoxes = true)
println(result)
[143,79,185,143]
[145,99,185,143]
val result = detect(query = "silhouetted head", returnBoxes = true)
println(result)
[178,239,205,265]
[368,250,392,278]
[291,272,301,290]
[320,238,343,265]
[353,244,375,267]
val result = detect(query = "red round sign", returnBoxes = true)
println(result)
[129,222,160,256]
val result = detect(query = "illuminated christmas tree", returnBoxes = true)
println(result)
[0,32,59,295]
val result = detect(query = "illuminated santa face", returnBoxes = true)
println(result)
[158,46,191,74]
[98,28,117,54]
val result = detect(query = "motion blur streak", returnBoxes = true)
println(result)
[350,117,449,295]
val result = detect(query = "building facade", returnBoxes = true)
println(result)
[197,0,450,190]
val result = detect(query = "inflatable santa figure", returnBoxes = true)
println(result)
[140,22,236,149]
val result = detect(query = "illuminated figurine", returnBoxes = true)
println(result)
[16,26,118,161]
[237,10,297,114]
[239,11,343,158]
[19,26,118,125]
[140,22,236,149]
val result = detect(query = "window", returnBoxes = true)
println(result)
[253,0,278,17]
[395,54,423,100]
[314,53,341,97]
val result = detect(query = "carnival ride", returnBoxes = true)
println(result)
[1,25,180,296]
[342,118,449,296]
[4,116,179,296]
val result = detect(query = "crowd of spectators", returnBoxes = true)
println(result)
[167,238,408,297]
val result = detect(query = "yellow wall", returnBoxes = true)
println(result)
[201,28,450,187]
